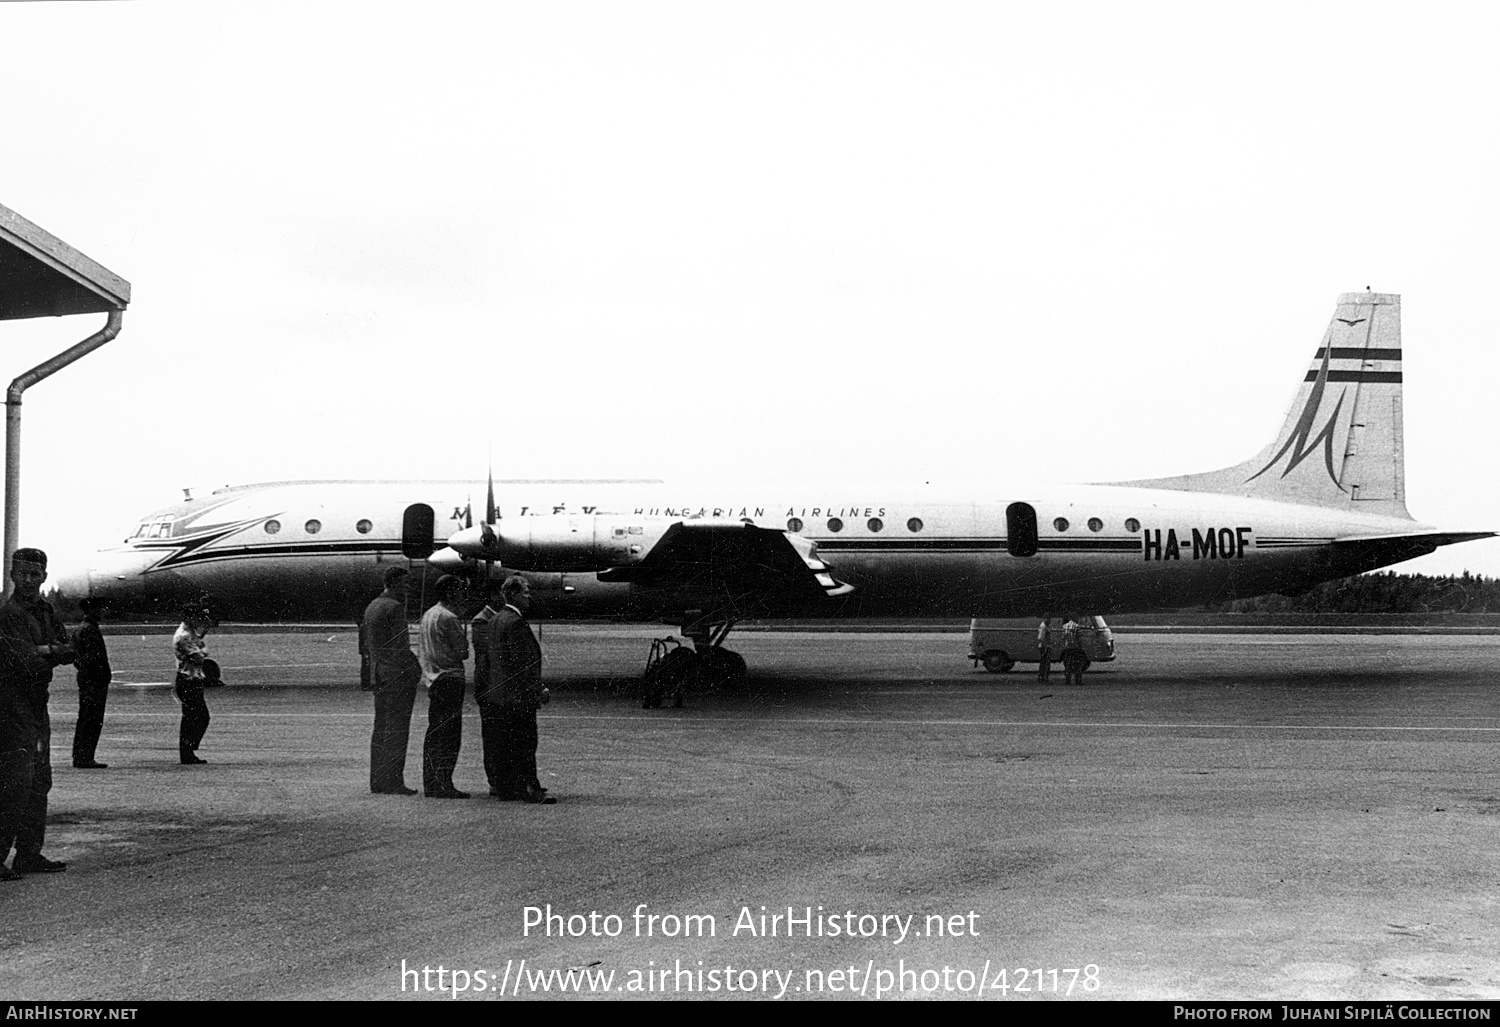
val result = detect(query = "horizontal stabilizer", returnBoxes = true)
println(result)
[1327,529,1497,571]
[1334,530,1495,547]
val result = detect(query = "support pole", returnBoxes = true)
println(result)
[4,308,123,588]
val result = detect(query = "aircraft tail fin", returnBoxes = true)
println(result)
[1109,291,1411,518]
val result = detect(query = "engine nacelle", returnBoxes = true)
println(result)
[445,515,671,571]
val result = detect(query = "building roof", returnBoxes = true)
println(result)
[0,202,130,320]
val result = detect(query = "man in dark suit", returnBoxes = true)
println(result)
[71,598,112,769]
[469,584,505,796]
[485,575,554,803]
[363,566,421,795]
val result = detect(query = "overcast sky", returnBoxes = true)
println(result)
[4,1,1499,580]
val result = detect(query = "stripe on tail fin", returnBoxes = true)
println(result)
[1107,291,1411,519]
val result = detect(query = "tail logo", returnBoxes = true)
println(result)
[1245,343,1349,490]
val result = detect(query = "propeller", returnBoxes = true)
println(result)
[480,461,498,587]
[480,462,497,549]
[432,462,502,578]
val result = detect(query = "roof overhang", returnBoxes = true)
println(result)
[0,202,130,319]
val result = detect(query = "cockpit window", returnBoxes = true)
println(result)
[134,518,174,539]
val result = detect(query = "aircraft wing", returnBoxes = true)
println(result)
[596,521,853,612]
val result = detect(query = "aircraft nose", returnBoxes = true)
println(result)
[68,547,164,613]
[52,563,91,601]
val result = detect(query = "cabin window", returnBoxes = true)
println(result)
[827,517,844,533]
[264,519,281,535]
[1053,517,1070,532]
[305,519,322,534]
[867,517,883,532]
[1125,518,1140,532]
[1088,517,1103,532]
[907,517,923,532]
[1006,503,1038,557]
[356,519,373,534]
[787,517,803,533]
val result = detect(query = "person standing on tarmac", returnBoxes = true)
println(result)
[172,604,214,764]
[1061,615,1083,686]
[488,575,554,804]
[71,598,112,769]
[0,636,33,880]
[0,547,75,877]
[1036,616,1053,682]
[469,584,505,797]
[364,566,421,795]
[418,575,470,799]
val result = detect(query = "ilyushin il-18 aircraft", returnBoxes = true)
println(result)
[62,291,1491,683]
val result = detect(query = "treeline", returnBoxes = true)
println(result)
[1213,571,1500,614]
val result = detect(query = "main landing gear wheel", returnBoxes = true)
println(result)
[981,650,1014,673]
[695,645,748,691]
[642,615,748,708]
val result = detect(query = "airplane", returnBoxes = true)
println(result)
[60,291,1491,685]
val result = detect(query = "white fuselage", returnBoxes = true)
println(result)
[67,479,1431,623]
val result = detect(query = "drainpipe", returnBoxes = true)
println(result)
[4,308,124,588]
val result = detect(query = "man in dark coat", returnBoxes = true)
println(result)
[470,584,504,796]
[363,566,420,795]
[71,598,112,769]
[484,575,554,803]
[0,547,74,876]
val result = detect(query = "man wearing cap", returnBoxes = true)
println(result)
[0,547,75,877]
[364,566,420,795]
[172,604,213,764]
[417,575,469,799]
[71,598,112,769]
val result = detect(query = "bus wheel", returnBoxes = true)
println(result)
[982,651,1013,673]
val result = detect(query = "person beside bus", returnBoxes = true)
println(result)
[1036,617,1053,682]
[1062,615,1084,685]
